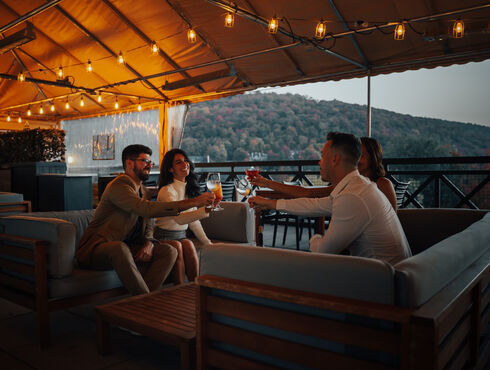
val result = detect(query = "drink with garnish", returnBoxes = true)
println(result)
[234,177,252,198]
[206,172,224,211]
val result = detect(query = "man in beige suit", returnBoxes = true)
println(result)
[76,144,214,295]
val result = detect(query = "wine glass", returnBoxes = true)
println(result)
[234,177,252,199]
[245,166,260,181]
[206,172,224,211]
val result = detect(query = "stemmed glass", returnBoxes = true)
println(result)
[206,172,224,211]
[234,177,252,200]
[245,166,260,193]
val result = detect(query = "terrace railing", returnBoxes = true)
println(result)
[195,156,490,210]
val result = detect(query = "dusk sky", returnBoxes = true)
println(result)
[259,60,490,128]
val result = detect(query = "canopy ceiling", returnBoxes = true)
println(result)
[0,0,489,123]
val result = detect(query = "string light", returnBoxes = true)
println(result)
[39,105,44,114]
[27,107,31,116]
[453,20,464,38]
[118,51,124,64]
[187,29,197,43]
[18,116,22,123]
[315,21,326,39]
[7,113,11,122]
[58,66,63,78]
[97,91,102,103]
[151,41,158,54]
[114,97,119,109]
[87,60,92,72]
[268,18,279,34]
[80,96,84,107]
[65,99,70,109]
[225,13,234,28]
[138,98,142,111]
[394,22,405,40]
[50,102,55,112]
[17,72,25,82]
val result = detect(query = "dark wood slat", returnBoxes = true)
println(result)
[0,257,35,276]
[0,233,44,250]
[0,285,35,308]
[439,314,471,369]
[206,295,399,353]
[437,289,472,344]
[206,348,280,370]
[0,242,33,260]
[480,305,490,333]
[198,275,413,322]
[0,272,35,294]
[444,340,471,370]
[206,322,392,370]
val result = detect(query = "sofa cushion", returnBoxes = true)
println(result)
[200,202,254,243]
[200,244,396,304]
[48,267,123,298]
[0,215,76,278]
[395,212,490,307]
[397,208,487,255]
[25,209,94,250]
[0,192,24,203]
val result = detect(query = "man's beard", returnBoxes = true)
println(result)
[135,167,150,181]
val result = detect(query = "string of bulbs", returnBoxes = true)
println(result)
[5,9,468,124]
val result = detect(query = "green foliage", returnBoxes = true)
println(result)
[182,92,490,162]
[0,128,65,165]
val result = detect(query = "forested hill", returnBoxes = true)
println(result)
[182,92,490,162]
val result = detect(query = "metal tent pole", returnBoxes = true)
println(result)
[367,73,372,137]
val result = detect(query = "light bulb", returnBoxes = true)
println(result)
[187,29,196,43]
[138,99,142,111]
[39,105,44,114]
[453,20,464,38]
[17,72,25,82]
[394,23,405,40]
[65,100,70,109]
[268,18,279,34]
[50,103,55,112]
[115,99,119,109]
[225,13,234,28]
[151,42,158,54]
[58,66,63,78]
[80,96,84,107]
[118,51,124,64]
[18,117,22,123]
[315,21,326,39]
[87,60,92,72]
[7,114,11,122]
[97,92,102,103]
[27,108,31,116]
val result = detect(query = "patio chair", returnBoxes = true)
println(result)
[268,180,313,250]
[221,181,236,201]
[391,178,411,209]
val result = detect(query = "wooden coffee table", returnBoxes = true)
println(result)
[95,283,197,370]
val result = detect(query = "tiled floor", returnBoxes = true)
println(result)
[0,223,308,370]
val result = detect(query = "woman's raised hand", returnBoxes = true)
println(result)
[195,192,215,207]
[249,174,268,188]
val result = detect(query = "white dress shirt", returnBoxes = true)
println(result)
[276,170,411,265]
[155,179,211,245]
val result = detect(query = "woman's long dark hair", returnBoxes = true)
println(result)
[360,137,386,181]
[158,149,200,198]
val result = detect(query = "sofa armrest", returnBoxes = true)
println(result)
[200,201,254,244]
[0,215,76,278]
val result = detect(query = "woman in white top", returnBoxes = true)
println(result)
[154,149,212,284]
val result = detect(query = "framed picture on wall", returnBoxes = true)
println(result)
[92,134,115,160]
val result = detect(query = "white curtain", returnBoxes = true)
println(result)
[167,103,189,149]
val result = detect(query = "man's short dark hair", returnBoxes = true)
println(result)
[326,132,361,167]
[122,144,152,169]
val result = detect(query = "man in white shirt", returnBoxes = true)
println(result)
[249,132,411,265]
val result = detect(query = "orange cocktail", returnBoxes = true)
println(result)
[213,182,223,202]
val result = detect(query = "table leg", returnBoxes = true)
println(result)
[96,313,112,355]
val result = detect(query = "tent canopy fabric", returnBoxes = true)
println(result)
[0,0,489,121]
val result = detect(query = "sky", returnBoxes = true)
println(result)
[259,59,490,128]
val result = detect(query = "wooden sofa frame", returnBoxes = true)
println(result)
[197,263,490,369]
[0,233,126,348]
[0,200,31,214]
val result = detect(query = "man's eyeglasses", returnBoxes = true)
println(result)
[133,158,155,166]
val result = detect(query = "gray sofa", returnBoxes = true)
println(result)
[0,201,254,348]
[197,208,490,369]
